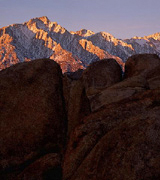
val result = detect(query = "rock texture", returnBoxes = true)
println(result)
[124,54,160,78]
[63,59,122,135]
[1,16,160,72]
[1,54,160,180]
[17,153,61,180]
[63,54,160,180]
[63,70,91,136]
[0,59,66,179]
[82,58,122,97]
[0,16,123,73]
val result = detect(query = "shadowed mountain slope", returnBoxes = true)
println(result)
[1,16,160,72]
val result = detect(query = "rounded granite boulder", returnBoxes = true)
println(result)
[0,59,67,179]
[82,58,122,97]
[124,54,160,78]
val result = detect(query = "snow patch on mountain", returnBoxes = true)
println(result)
[0,16,160,72]
[132,37,148,46]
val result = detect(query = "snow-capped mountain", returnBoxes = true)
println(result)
[0,16,160,72]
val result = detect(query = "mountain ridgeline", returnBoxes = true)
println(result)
[0,16,160,72]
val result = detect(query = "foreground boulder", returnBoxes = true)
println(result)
[125,54,160,90]
[63,77,91,135]
[1,54,160,180]
[82,58,122,97]
[63,59,122,135]
[124,54,160,78]
[89,54,160,111]
[63,90,160,180]
[63,54,160,180]
[0,59,67,179]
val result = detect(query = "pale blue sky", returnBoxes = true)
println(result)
[0,0,159,39]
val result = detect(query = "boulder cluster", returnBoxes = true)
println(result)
[0,54,160,180]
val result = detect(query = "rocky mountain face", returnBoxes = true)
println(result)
[0,16,160,72]
[1,54,160,180]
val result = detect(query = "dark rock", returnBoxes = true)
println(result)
[17,153,61,180]
[63,54,160,180]
[63,75,91,136]
[82,58,122,97]
[65,69,84,80]
[63,59,122,135]
[63,89,160,180]
[124,54,160,78]
[0,59,66,179]
[1,54,160,180]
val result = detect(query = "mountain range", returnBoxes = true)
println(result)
[0,16,160,72]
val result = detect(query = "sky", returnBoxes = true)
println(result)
[0,0,160,39]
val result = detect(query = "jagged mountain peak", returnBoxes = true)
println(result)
[38,16,50,24]
[132,36,144,39]
[26,16,52,30]
[70,29,95,37]
[0,17,160,73]
[131,32,160,41]
[145,32,160,40]
[93,31,116,42]
[24,16,67,34]
[28,16,50,25]
[49,22,67,34]
[99,31,114,37]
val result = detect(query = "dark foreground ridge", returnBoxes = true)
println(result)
[0,54,160,180]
